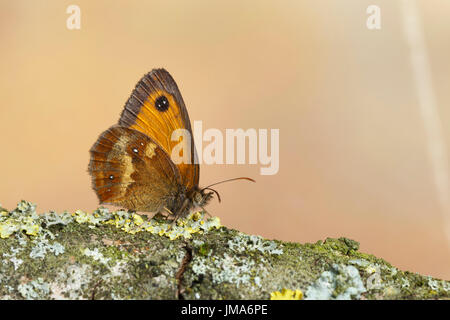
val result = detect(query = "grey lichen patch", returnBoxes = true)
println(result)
[83,247,111,266]
[304,264,366,300]
[191,253,262,287]
[181,229,287,299]
[3,246,25,270]
[1,201,449,299]
[185,233,283,291]
[227,234,283,255]
[18,277,51,300]
[53,264,93,299]
[30,239,65,259]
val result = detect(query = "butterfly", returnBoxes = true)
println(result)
[88,68,254,221]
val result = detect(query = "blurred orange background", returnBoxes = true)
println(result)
[1,0,449,279]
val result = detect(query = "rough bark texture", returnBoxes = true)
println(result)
[0,201,449,300]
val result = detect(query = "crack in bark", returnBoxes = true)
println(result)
[91,279,103,300]
[175,244,192,299]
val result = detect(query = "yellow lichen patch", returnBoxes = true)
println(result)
[192,211,202,221]
[0,200,221,241]
[365,266,377,274]
[383,286,399,297]
[132,213,144,226]
[22,222,40,236]
[0,220,17,238]
[72,210,90,224]
[99,210,221,240]
[270,288,303,300]
[72,209,105,225]
[0,205,41,239]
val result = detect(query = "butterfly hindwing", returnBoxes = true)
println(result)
[88,126,182,212]
[118,68,199,189]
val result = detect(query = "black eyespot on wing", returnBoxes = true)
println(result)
[155,95,169,112]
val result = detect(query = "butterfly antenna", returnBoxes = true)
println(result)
[203,177,256,189]
[201,177,254,204]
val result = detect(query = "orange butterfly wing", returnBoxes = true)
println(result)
[89,126,182,212]
[118,69,199,190]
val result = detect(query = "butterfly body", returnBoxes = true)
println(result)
[88,69,212,219]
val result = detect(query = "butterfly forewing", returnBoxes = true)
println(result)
[88,126,182,212]
[118,68,199,189]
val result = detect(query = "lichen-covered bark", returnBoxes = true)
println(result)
[0,201,449,300]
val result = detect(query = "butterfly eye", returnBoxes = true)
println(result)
[109,175,114,180]
[155,95,169,112]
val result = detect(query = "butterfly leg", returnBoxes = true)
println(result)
[162,206,175,216]
[200,206,212,218]
[170,199,191,227]
[151,212,167,220]
[162,206,179,223]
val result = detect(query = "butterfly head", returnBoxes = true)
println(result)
[192,188,215,207]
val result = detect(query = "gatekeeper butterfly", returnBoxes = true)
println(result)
[88,69,254,220]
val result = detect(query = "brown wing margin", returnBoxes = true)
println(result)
[117,68,199,189]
